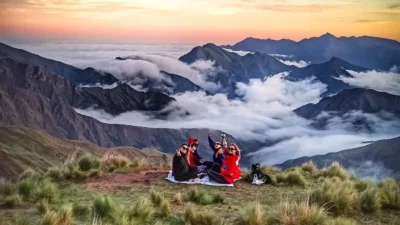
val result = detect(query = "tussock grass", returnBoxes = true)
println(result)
[18,178,37,200]
[185,188,226,205]
[320,162,348,180]
[45,166,68,181]
[159,198,172,217]
[34,179,59,203]
[78,154,100,172]
[42,211,58,225]
[184,204,225,225]
[276,170,306,187]
[8,215,30,225]
[72,202,89,217]
[238,202,265,225]
[150,189,164,206]
[171,192,182,205]
[360,187,381,214]
[129,198,153,222]
[19,168,40,180]
[37,199,50,215]
[326,217,358,225]
[131,158,150,169]
[56,206,74,225]
[104,155,131,170]
[242,169,253,183]
[0,178,16,196]
[301,161,318,174]
[355,178,374,192]
[267,198,328,225]
[92,195,116,219]
[310,178,359,216]
[379,178,400,209]
[4,194,23,208]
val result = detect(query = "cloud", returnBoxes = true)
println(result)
[336,69,400,95]
[348,161,397,182]
[223,48,254,56]
[278,59,309,68]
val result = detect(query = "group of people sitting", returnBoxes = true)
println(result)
[172,131,241,184]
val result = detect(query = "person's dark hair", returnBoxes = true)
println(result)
[180,143,188,148]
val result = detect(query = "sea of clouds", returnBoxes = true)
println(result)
[13,42,400,169]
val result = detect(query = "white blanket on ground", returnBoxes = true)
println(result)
[165,171,234,187]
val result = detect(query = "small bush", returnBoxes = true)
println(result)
[131,158,149,169]
[72,202,89,217]
[45,166,67,181]
[301,161,317,174]
[37,199,50,215]
[78,154,100,172]
[4,194,23,208]
[150,189,164,206]
[310,179,358,216]
[0,178,16,196]
[355,178,374,192]
[42,211,58,225]
[160,198,172,217]
[92,195,116,219]
[320,162,348,180]
[267,198,328,225]
[326,217,357,225]
[34,179,59,203]
[379,178,400,209]
[19,168,40,180]
[171,192,182,205]
[56,206,74,225]
[18,178,37,200]
[184,204,225,225]
[360,187,381,214]
[129,198,153,222]
[238,202,265,225]
[107,155,131,169]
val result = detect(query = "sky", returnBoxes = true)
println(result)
[0,0,400,44]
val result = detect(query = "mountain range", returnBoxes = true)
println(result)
[223,33,400,70]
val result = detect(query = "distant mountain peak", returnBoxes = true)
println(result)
[320,32,336,38]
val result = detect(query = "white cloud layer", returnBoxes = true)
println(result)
[337,69,400,95]
[278,59,310,68]
[223,48,254,56]
[75,72,400,166]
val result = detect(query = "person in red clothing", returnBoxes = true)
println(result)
[207,143,241,184]
[187,137,203,167]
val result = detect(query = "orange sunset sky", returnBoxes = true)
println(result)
[0,0,400,44]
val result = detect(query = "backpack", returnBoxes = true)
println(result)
[251,163,272,185]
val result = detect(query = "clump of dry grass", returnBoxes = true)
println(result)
[129,197,153,222]
[184,204,226,225]
[238,202,265,225]
[275,170,306,187]
[319,162,349,181]
[379,178,400,209]
[171,192,182,205]
[360,187,381,214]
[301,161,318,174]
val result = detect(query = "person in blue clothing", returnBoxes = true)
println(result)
[207,131,228,172]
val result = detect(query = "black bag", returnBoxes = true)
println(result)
[251,163,272,185]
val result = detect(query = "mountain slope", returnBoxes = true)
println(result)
[288,57,367,94]
[0,42,118,85]
[276,136,400,179]
[226,33,400,70]
[0,58,247,157]
[294,88,400,119]
[179,43,294,96]
[0,125,172,178]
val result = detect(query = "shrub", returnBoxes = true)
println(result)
[320,162,348,180]
[301,161,317,174]
[19,168,40,180]
[150,189,164,206]
[276,173,286,184]
[379,178,400,209]
[72,202,89,217]
[18,178,37,200]
[310,179,358,216]
[57,206,74,225]
[34,179,59,203]
[360,187,381,214]
[0,178,16,196]
[160,198,172,217]
[4,194,23,208]
[267,198,328,225]
[171,192,182,205]
[238,202,265,225]
[78,154,100,172]
[92,195,116,219]
[355,178,374,192]
[184,204,225,225]
[37,199,50,215]
[42,211,58,225]
[326,217,357,225]
[131,158,149,169]
[45,166,67,181]
[129,198,153,222]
